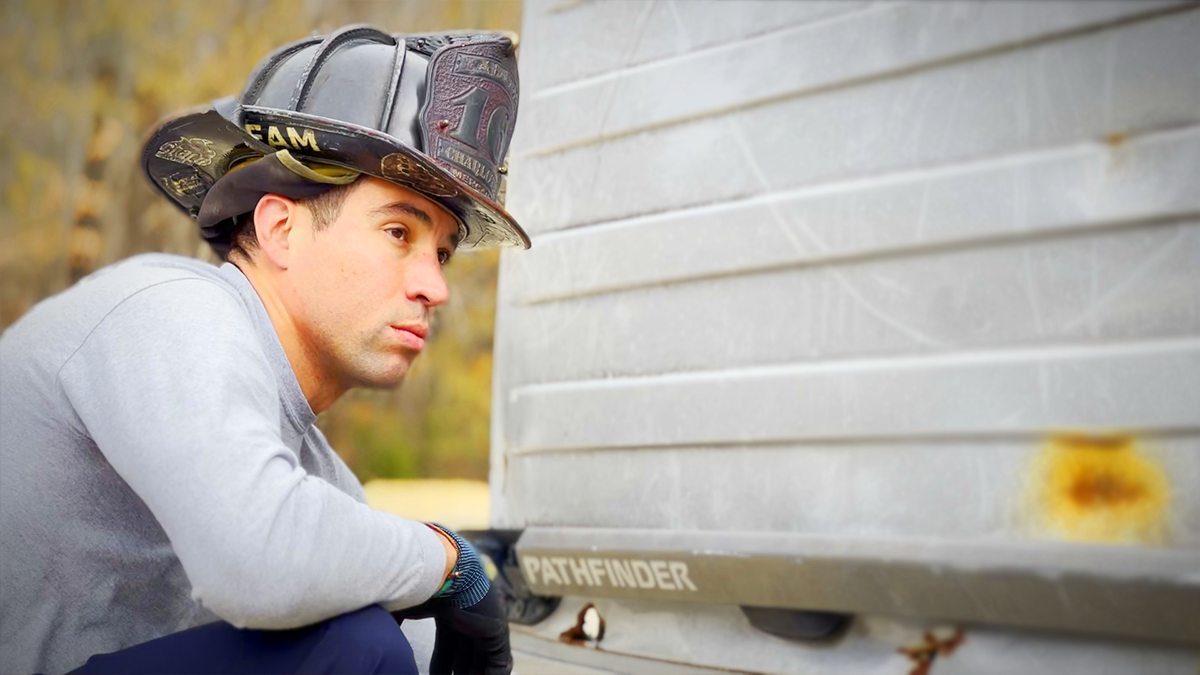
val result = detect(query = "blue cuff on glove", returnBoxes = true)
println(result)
[431,524,491,609]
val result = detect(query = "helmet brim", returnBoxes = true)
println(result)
[142,105,531,252]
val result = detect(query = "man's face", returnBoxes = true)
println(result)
[282,176,459,391]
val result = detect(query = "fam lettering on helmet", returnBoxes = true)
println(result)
[521,556,698,592]
[243,124,320,152]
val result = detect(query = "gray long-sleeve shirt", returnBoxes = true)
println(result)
[0,254,446,674]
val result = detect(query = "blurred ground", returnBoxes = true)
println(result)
[364,479,491,531]
[0,0,523,482]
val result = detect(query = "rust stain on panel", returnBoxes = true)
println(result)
[1026,433,1171,544]
[1104,131,1128,148]
[1103,130,1130,172]
[897,628,965,675]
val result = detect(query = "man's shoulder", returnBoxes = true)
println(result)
[1,254,248,366]
[82,253,234,297]
[62,252,237,307]
[85,253,252,322]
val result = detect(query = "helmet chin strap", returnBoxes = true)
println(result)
[274,150,360,185]
[276,149,469,243]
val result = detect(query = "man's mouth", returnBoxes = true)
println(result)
[391,324,427,351]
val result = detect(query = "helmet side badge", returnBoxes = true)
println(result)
[419,38,519,206]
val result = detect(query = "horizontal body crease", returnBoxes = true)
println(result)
[520,3,1196,158]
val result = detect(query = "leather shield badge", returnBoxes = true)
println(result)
[419,38,519,202]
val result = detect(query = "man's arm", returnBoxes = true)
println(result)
[58,280,448,628]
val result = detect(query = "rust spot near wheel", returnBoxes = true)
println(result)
[1027,432,1171,544]
[898,628,965,675]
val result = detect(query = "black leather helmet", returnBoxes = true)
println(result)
[141,26,529,257]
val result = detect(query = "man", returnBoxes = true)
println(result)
[0,27,528,675]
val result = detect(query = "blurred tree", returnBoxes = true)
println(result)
[0,0,522,481]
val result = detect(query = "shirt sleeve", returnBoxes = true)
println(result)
[57,279,446,629]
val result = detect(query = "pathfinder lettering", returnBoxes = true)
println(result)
[522,556,698,592]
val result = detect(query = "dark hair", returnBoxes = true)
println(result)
[225,177,362,262]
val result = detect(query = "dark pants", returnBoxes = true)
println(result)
[70,605,418,675]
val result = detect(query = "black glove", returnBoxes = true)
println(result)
[437,583,512,675]
[394,584,512,675]
[393,527,512,675]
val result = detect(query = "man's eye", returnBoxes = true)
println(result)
[387,227,408,241]
[438,250,452,266]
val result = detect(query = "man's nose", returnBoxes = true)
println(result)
[407,251,450,308]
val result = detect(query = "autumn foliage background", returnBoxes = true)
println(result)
[0,0,523,482]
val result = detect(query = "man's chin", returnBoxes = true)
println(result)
[353,369,408,390]
[354,374,406,390]
[349,356,413,390]
[329,345,417,391]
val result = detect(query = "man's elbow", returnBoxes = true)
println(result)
[187,559,329,629]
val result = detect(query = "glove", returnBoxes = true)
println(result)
[430,583,511,675]
[394,527,512,675]
[394,570,512,675]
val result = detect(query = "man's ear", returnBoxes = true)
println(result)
[253,193,298,270]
